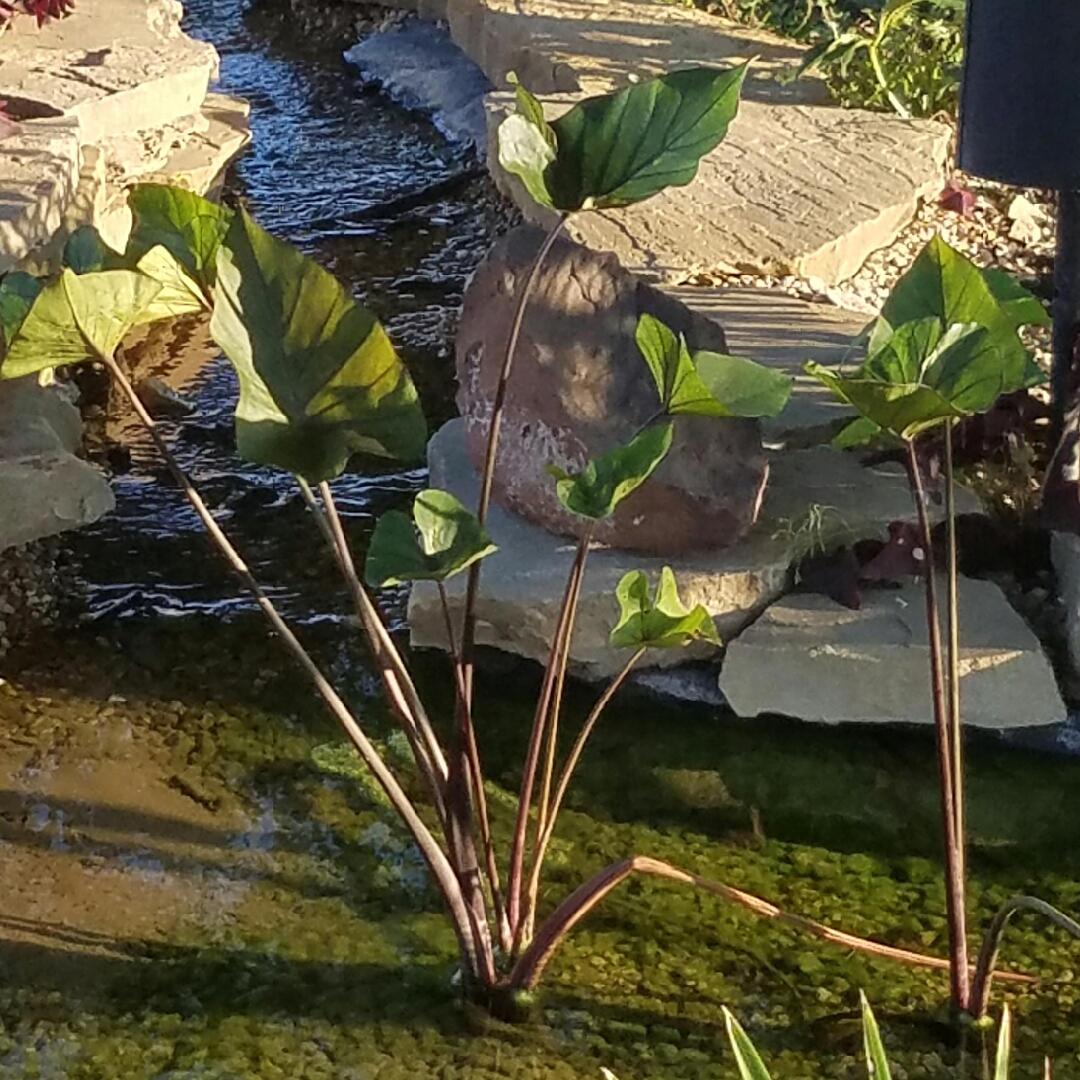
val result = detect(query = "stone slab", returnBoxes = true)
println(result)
[345,22,492,151]
[719,581,1066,729]
[0,0,218,144]
[0,117,81,274]
[668,285,869,443]
[0,378,114,550]
[407,419,977,678]
[486,91,950,287]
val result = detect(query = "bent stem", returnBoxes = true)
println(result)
[907,436,970,1013]
[969,897,1080,1019]
[460,214,569,711]
[507,855,1037,993]
[100,350,490,985]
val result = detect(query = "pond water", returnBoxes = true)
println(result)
[2,2,1080,1077]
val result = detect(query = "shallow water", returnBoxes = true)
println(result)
[5,2,1080,1077]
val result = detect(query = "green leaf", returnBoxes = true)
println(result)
[0,272,43,348]
[983,267,1050,329]
[694,350,793,418]
[126,183,232,294]
[610,566,720,649]
[722,1007,773,1080]
[508,72,557,152]
[365,489,497,587]
[544,65,746,211]
[133,245,207,321]
[210,207,427,482]
[832,416,885,448]
[860,992,893,1080]
[62,225,122,274]
[881,235,1042,404]
[547,421,673,520]
[994,1004,1011,1080]
[635,313,792,417]
[2,269,163,378]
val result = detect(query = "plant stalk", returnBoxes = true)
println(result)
[101,350,491,986]
[506,527,589,948]
[943,423,965,882]
[459,215,568,714]
[906,437,970,1013]
[439,581,509,951]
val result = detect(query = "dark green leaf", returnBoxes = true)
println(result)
[126,184,232,295]
[982,267,1050,329]
[610,566,720,649]
[365,489,497,587]
[210,208,427,482]
[547,421,673,520]
[544,66,745,211]
[3,269,163,378]
[635,313,792,417]
[0,271,43,349]
[63,225,122,274]
[881,235,1039,401]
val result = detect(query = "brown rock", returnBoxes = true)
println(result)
[456,225,768,555]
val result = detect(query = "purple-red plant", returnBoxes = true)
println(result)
[0,0,74,27]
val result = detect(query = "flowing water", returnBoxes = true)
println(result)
[3,3,1080,1077]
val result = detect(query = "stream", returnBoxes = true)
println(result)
[1,2,1080,1077]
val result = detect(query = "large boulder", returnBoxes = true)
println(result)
[456,225,768,556]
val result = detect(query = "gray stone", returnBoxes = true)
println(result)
[666,286,868,445]
[407,419,977,678]
[486,93,950,287]
[0,378,114,550]
[457,225,768,555]
[719,581,1065,729]
[345,21,492,151]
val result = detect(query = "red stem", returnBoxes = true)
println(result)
[907,437,970,1013]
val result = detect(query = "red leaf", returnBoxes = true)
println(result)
[940,179,975,217]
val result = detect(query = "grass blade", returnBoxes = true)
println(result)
[995,1004,1012,1080]
[860,991,892,1080]
[723,1007,773,1080]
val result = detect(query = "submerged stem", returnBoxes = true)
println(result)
[907,437,970,1013]
[100,352,489,985]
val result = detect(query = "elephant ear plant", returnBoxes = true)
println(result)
[808,235,1080,1021]
[0,72,1054,1017]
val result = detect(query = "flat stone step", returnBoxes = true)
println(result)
[719,581,1066,729]
[408,418,978,679]
[0,0,218,144]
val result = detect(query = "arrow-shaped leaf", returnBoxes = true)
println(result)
[547,421,673,520]
[210,207,427,483]
[610,566,720,649]
[636,313,792,417]
[365,489,497,587]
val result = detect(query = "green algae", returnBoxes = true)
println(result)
[1,621,1080,1078]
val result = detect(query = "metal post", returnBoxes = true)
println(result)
[1051,191,1080,448]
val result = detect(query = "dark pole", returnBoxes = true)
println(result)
[1051,191,1080,449]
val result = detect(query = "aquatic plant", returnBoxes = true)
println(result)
[808,235,1080,1019]
[723,994,1017,1080]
